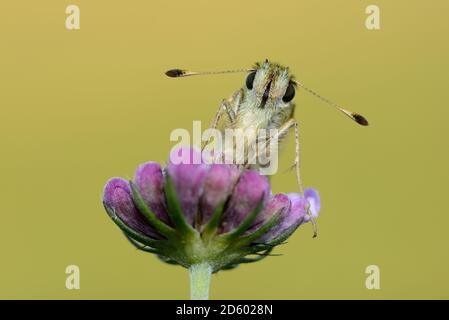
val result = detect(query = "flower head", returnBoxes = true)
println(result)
[102,148,320,272]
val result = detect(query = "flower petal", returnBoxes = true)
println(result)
[304,188,320,218]
[103,178,160,239]
[221,170,270,233]
[200,164,240,224]
[166,147,209,225]
[256,193,308,242]
[134,162,171,225]
[246,193,291,234]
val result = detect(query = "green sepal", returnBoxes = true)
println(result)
[241,243,275,256]
[129,180,176,239]
[220,263,239,271]
[157,254,179,265]
[164,172,196,237]
[201,201,225,242]
[238,247,274,264]
[217,244,274,271]
[103,203,161,248]
[235,210,282,247]
[265,222,301,246]
[219,195,265,242]
[125,234,159,254]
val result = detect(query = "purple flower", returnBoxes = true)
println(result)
[103,178,162,240]
[102,147,320,272]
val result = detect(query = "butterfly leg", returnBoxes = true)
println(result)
[268,118,304,194]
[267,118,318,237]
[229,89,243,116]
[210,89,242,130]
[203,91,240,154]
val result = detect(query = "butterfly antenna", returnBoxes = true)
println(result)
[165,68,252,78]
[293,80,369,126]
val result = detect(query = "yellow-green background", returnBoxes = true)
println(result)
[1,0,448,299]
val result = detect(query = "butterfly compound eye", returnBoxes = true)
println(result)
[282,82,296,103]
[246,71,256,90]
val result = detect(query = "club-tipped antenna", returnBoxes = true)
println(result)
[165,68,251,78]
[293,80,369,126]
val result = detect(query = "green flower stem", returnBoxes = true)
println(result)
[189,263,212,300]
